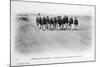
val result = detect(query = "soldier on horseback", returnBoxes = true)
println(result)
[74,17,79,30]
[63,16,68,30]
[69,17,74,30]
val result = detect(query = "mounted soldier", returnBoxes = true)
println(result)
[52,17,57,30]
[45,16,49,29]
[37,17,42,29]
[42,17,46,30]
[69,17,74,30]
[57,16,63,30]
[36,17,39,25]
[69,17,73,26]
[62,16,68,30]
[49,17,54,30]
[74,17,79,30]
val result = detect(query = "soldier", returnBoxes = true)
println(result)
[46,16,49,30]
[69,17,73,26]
[69,17,74,30]
[74,17,79,30]
[49,17,53,30]
[38,17,42,29]
[64,16,68,24]
[53,17,57,30]
[58,16,63,30]
[36,17,39,25]
[56,16,59,30]
[42,17,46,30]
[63,16,69,30]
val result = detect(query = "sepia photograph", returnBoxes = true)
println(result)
[10,0,96,66]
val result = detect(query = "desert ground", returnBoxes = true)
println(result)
[14,14,93,57]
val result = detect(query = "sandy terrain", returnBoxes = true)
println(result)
[14,15,93,57]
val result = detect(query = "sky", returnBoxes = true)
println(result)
[11,1,95,16]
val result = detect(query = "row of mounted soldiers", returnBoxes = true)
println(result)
[36,15,79,31]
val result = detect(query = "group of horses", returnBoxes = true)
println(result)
[36,15,79,31]
[16,14,79,31]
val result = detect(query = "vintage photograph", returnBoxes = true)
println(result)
[11,0,95,66]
